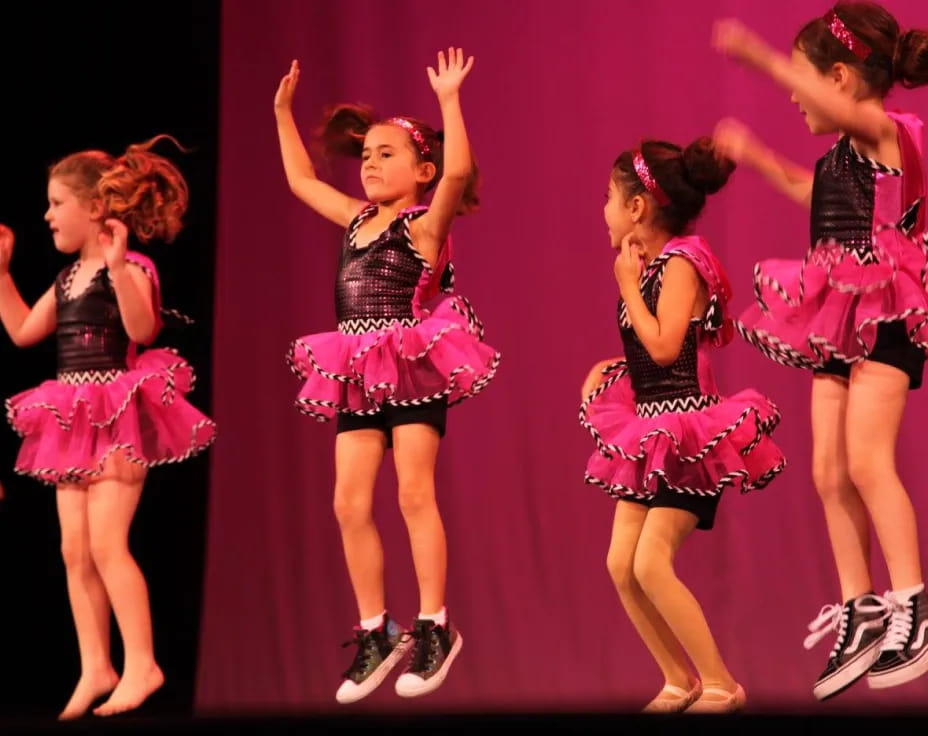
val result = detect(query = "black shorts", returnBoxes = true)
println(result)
[815,321,925,389]
[621,482,722,531]
[335,399,448,448]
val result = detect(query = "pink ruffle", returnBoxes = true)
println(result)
[6,348,216,485]
[580,361,785,498]
[738,228,928,369]
[287,295,501,420]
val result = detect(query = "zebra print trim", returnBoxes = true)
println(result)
[400,210,433,275]
[584,457,788,499]
[743,221,928,369]
[848,142,902,176]
[735,322,819,370]
[753,240,899,315]
[61,261,82,300]
[346,204,376,246]
[6,349,194,433]
[57,369,124,385]
[618,253,666,328]
[14,419,217,487]
[348,204,434,274]
[338,317,420,335]
[578,361,782,462]
[289,296,499,418]
[289,296,488,384]
[820,137,902,177]
[619,250,724,334]
[294,350,502,420]
[737,309,928,371]
[898,197,922,236]
[755,204,928,317]
[636,394,721,418]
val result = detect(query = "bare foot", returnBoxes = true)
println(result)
[59,669,120,721]
[93,664,164,717]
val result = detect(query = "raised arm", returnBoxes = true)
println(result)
[274,60,366,228]
[713,19,896,149]
[713,118,815,207]
[100,220,158,345]
[411,48,475,264]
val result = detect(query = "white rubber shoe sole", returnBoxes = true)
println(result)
[336,639,410,705]
[395,633,463,698]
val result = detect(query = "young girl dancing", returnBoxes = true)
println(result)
[0,137,216,718]
[274,49,500,703]
[580,137,785,713]
[714,1,928,699]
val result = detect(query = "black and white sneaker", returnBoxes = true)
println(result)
[335,614,409,704]
[868,587,928,689]
[804,593,889,700]
[394,617,463,698]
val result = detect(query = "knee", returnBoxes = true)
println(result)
[89,536,129,573]
[60,533,92,572]
[333,487,373,530]
[847,453,891,496]
[606,546,636,593]
[632,548,673,594]
[397,478,436,518]
[812,456,853,503]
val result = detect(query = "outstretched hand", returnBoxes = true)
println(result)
[713,117,757,164]
[427,47,474,102]
[712,18,774,70]
[275,59,300,112]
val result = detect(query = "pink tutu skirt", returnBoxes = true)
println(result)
[580,361,785,498]
[737,229,928,369]
[288,295,501,420]
[6,348,217,485]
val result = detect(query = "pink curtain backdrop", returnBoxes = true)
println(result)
[198,0,928,714]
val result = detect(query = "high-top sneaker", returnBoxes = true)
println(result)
[804,593,889,700]
[394,617,463,698]
[335,613,409,704]
[868,587,928,689]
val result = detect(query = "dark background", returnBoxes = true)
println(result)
[0,1,220,718]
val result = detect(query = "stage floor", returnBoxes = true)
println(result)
[5,710,928,735]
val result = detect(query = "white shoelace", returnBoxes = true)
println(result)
[804,603,846,653]
[881,592,914,652]
[803,595,891,656]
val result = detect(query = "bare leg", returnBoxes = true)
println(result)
[333,429,388,619]
[90,455,162,717]
[811,374,872,600]
[634,508,737,701]
[846,362,922,590]
[56,485,118,720]
[392,424,445,614]
[607,500,698,704]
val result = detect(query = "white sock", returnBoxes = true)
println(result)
[360,610,386,630]
[417,606,447,627]
[892,583,925,601]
